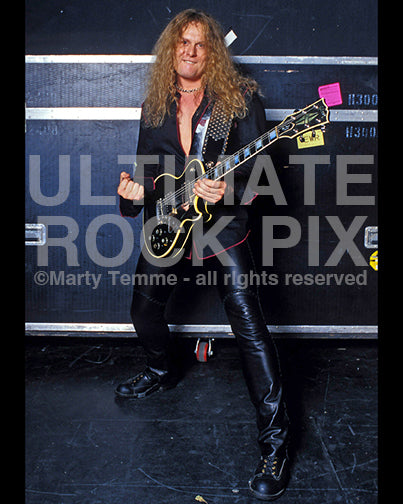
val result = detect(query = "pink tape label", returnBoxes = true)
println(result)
[318,82,342,107]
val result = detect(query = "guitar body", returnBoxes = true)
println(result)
[143,158,212,259]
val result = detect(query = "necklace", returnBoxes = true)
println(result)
[175,83,202,93]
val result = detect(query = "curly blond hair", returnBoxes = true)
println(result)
[142,9,258,128]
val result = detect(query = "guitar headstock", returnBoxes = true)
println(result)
[277,98,330,139]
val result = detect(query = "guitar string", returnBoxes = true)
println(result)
[161,110,308,207]
[160,104,326,209]
[161,119,302,209]
[161,125,282,208]
[160,128,274,208]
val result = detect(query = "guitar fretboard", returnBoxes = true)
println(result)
[205,126,279,181]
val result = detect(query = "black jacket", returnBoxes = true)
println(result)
[119,90,267,259]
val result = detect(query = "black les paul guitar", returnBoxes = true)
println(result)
[143,98,329,259]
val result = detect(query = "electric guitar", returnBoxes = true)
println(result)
[142,98,329,259]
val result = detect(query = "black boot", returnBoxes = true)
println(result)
[115,367,171,398]
[248,446,290,501]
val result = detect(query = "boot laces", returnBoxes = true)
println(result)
[261,455,280,477]
[131,373,143,384]
[131,368,161,384]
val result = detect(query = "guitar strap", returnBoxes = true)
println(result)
[202,100,233,165]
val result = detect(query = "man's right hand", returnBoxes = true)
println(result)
[117,171,145,201]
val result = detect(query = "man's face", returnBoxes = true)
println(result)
[174,22,208,85]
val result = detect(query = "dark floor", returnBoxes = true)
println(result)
[25,336,378,504]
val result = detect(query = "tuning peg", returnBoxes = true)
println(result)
[321,126,326,132]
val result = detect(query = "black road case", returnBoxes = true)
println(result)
[25,0,378,340]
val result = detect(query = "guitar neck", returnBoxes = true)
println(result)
[205,126,279,181]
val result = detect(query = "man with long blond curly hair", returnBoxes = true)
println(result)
[142,9,258,128]
[116,9,290,501]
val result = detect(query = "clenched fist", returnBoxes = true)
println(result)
[117,171,144,201]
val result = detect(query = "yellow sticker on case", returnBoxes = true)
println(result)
[370,250,378,271]
[297,129,325,149]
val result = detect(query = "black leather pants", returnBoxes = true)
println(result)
[130,240,289,455]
